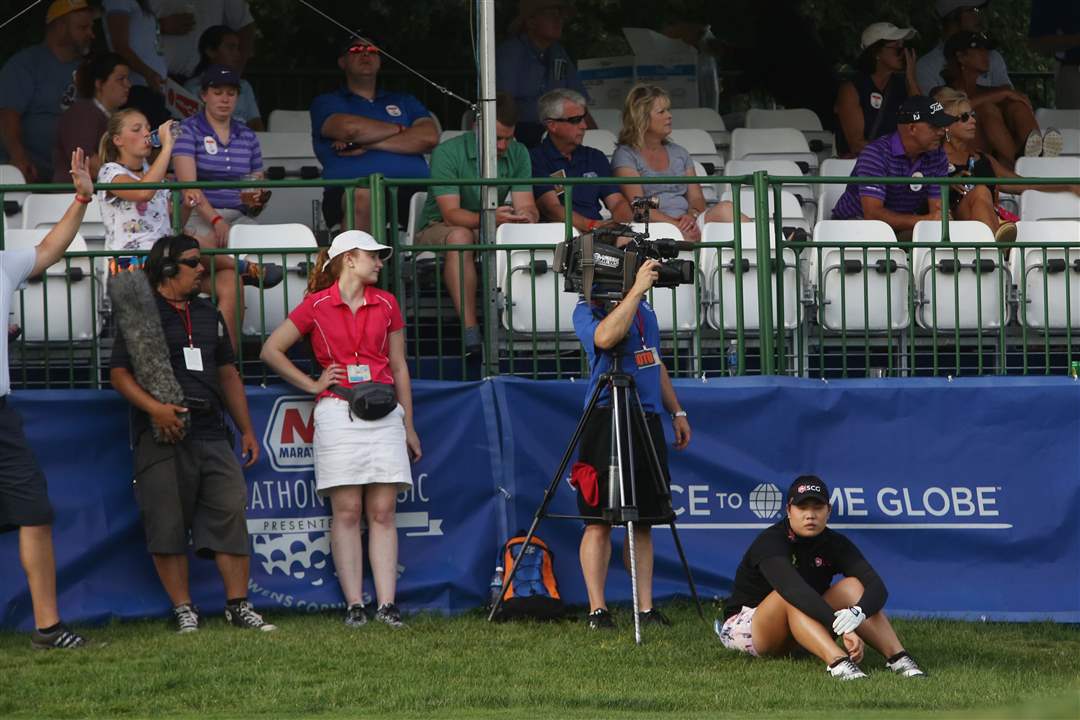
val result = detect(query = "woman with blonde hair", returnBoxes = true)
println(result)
[611,83,740,242]
[933,86,1080,242]
[260,231,421,629]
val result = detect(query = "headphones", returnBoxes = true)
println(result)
[158,236,181,279]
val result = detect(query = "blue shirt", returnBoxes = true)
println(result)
[0,44,79,179]
[831,131,948,220]
[309,87,431,180]
[530,137,618,221]
[572,298,663,414]
[495,35,590,124]
[174,111,263,210]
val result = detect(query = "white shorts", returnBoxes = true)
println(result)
[718,605,759,656]
[312,397,413,495]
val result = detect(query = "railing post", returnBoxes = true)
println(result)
[752,170,775,374]
[368,174,385,245]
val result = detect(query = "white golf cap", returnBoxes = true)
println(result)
[860,22,917,50]
[322,230,393,270]
[936,0,988,18]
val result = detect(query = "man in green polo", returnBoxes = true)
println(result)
[415,92,539,354]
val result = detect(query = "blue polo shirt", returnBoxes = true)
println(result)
[572,298,663,414]
[174,111,263,210]
[831,131,948,220]
[309,87,431,180]
[530,137,619,221]
[495,35,590,124]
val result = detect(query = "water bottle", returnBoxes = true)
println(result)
[489,566,504,605]
[726,340,739,376]
[148,122,182,148]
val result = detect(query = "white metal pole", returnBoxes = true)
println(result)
[477,0,498,370]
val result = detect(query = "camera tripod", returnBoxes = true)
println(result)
[487,344,704,644]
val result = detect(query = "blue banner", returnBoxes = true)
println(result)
[2,376,1078,628]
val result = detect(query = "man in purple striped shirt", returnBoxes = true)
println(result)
[831,96,955,235]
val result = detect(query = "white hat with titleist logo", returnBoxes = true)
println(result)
[323,230,393,270]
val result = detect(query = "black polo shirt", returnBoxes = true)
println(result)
[110,294,236,440]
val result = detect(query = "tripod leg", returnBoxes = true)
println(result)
[626,519,642,645]
[487,379,609,622]
[669,521,705,621]
[612,383,643,645]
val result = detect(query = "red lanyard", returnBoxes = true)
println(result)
[173,302,193,347]
[634,309,647,349]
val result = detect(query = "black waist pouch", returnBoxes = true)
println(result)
[330,383,397,421]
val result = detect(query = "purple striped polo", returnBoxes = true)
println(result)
[174,110,263,211]
[831,131,949,220]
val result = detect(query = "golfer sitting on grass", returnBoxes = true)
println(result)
[715,476,926,680]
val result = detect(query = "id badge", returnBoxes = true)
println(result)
[634,346,660,369]
[347,364,372,383]
[183,346,204,372]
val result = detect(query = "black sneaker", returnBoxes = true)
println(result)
[374,602,405,628]
[224,600,277,632]
[344,603,368,628]
[638,608,672,627]
[587,608,616,630]
[242,261,284,289]
[30,623,85,650]
[172,603,200,634]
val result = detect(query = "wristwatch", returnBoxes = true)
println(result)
[671,410,687,420]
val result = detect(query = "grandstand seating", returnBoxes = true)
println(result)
[744,107,834,155]
[912,220,1009,331]
[267,109,312,133]
[589,107,621,134]
[810,220,910,332]
[495,223,578,334]
[721,188,810,234]
[229,223,317,336]
[582,128,617,158]
[729,127,819,172]
[1060,127,1080,155]
[630,222,697,332]
[1011,220,1080,330]
[1020,189,1080,220]
[0,164,28,228]
[669,128,723,174]
[816,158,856,224]
[1014,156,1080,179]
[670,107,730,150]
[1035,108,1080,131]
[21,193,105,244]
[255,132,324,227]
[723,159,815,222]
[701,222,800,332]
[6,230,97,342]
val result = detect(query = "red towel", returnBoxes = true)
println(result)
[570,461,599,507]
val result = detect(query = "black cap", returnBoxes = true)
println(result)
[944,31,994,58]
[896,95,956,127]
[788,475,830,505]
[201,64,241,89]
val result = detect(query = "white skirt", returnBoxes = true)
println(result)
[313,397,414,495]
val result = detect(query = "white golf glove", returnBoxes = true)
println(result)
[832,605,865,635]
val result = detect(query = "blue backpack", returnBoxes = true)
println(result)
[494,533,564,620]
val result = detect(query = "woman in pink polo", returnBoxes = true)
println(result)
[260,230,421,629]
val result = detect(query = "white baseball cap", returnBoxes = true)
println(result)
[323,230,393,270]
[860,22,917,50]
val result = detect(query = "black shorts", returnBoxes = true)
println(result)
[133,431,249,558]
[576,407,674,526]
[0,399,54,533]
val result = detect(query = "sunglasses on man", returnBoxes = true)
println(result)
[176,257,201,269]
[348,44,379,55]
[548,113,587,125]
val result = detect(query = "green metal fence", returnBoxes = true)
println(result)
[3,169,1080,388]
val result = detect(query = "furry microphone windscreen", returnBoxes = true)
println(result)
[108,271,189,442]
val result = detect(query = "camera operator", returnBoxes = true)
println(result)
[109,234,275,634]
[571,248,691,630]
[260,230,421,629]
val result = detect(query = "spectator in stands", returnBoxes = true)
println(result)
[311,37,438,233]
[109,234,274,635]
[943,31,1056,169]
[51,53,131,182]
[102,0,172,127]
[1029,1,1080,109]
[834,22,921,158]
[1,149,95,650]
[496,0,595,147]
[414,93,538,355]
[935,87,1080,242]
[260,231,421,630]
[572,249,691,631]
[715,476,926,681]
[183,26,263,131]
[831,96,952,237]
[174,66,268,242]
[612,84,741,243]
[531,89,632,230]
[916,2,1012,98]
[0,0,95,182]
[154,1,256,81]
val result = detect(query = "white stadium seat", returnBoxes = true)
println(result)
[630,222,697,332]
[722,188,810,234]
[669,128,723,174]
[1060,128,1080,155]
[701,222,800,332]
[582,128,617,158]
[744,108,833,156]
[1035,108,1080,131]
[811,220,910,332]
[1011,220,1080,330]
[670,107,729,149]
[0,164,29,229]
[6,230,97,342]
[912,221,1009,331]
[589,107,621,134]
[816,158,857,224]
[266,110,312,134]
[228,223,318,337]
[723,159,815,214]
[255,132,324,227]
[22,193,105,242]
[1014,156,1080,179]
[439,129,466,144]
[495,223,578,334]
[1020,190,1080,221]
[729,127,818,172]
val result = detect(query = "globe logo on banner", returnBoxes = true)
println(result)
[749,483,784,519]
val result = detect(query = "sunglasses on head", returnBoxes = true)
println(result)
[348,44,379,55]
[549,113,587,125]
[956,111,977,122]
[176,257,201,269]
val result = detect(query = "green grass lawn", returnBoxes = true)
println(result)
[1,603,1078,719]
